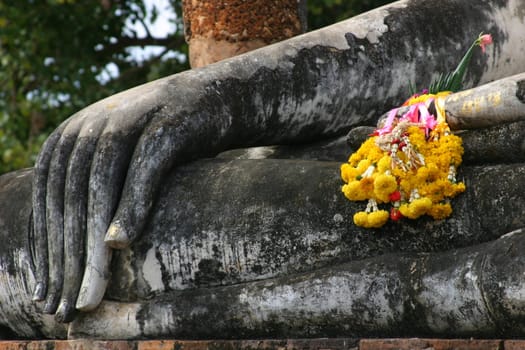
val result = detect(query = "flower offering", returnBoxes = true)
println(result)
[341,33,492,228]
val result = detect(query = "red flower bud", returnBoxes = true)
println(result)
[390,207,403,221]
[389,190,401,202]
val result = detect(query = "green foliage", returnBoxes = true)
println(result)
[0,0,188,174]
[0,0,393,174]
[428,34,489,94]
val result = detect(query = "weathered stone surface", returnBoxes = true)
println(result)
[108,161,525,298]
[0,0,522,341]
[71,227,525,339]
[31,0,525,322]
[445,74,525,129]
[0,169,67,339]
[1,142,524,339]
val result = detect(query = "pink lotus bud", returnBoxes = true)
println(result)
[478,34,493,53]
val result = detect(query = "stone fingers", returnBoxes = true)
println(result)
[75,109,157,312]
[55,116,109,323]
[31,120,70,302]
[103,115,183,249]
[42,115,87,314]
[73,134,118,312]
[103,109,224,249]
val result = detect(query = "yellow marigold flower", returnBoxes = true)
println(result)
[348,152,362,166]
[340,163,359,183]
[410,197,432,217]
[444,182,466,197]
[360,177,375,197]
[420,178,448,202]
[442,134,463,148]
[367,146,385,164]
[342,181,367,201]
[433,153,451,169]
[409,169,425,187]
[416,166,430,181]
[353,210,389,228]
[408,126,426,145]
[353,211,369,227]
[428,203,453,220]
[349,138,382,166]
[437,135,464,166]
[399,203,411,218]
[377,155,392,173]
[400,197,432,219]
[399,177,414,195]
[367,210,389,228]
[356,159,372,174]
[417,163,440,182]
[373,174,397,202]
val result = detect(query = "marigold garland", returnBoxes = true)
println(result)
[341,94,465,227]
[340,33,492,228]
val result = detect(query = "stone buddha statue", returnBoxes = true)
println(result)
[0,0,524,340]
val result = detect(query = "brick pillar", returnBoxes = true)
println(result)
[182,0,303,68]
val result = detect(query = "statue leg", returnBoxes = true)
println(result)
[69,227,525,339]
[1,128,525,338]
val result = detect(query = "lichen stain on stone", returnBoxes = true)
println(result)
[195,259,228,286]
[516,79,525,103]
